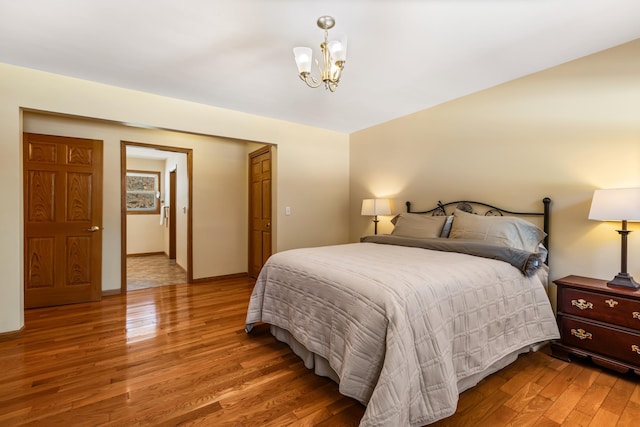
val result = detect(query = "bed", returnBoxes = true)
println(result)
[245,198,560,426]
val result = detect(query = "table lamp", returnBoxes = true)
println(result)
[361,198,391,235]
[588,188,640,289]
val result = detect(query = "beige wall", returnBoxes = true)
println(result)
[350,39,640,300]
[161,151,189,270]
[126,157,166,256]
[0,63,350,334]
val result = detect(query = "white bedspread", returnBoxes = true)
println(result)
[245,242,559,426]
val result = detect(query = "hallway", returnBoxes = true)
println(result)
[126,254,187,291]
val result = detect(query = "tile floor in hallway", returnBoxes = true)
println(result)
[126,253,187,291]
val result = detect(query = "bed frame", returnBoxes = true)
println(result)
[406,197,551,252]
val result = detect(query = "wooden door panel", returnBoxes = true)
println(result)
[262,180,271,220]
[27,171,55,221]
[260,157,270,174]
[251,230,262,271]
[28,141,58,163]
[67,236,92,285]
[26,237,55,289]
[262,232,271,266]
[252,181,262,219]
[67,143,93,165]
[24,133,103,308]
[66,172,92,221]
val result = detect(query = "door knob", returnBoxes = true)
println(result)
[87,226,100,232]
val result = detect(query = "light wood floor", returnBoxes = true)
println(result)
[2,277,640,426]
[126,254,187,291]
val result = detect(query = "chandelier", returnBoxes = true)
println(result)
[293,16,347,92]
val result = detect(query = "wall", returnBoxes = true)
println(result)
[126,157,166,255]
[161,151,189,270]
[23,112,251,286]
[350,39,640,304]
[0,63,350,334]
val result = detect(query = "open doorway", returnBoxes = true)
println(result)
[121,141,193,292]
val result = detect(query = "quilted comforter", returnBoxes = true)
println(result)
[245,241,559,426]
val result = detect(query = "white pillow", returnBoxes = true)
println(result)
[449,209,546,252]
[390,213,447,239]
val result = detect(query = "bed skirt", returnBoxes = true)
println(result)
[269,324,546,403]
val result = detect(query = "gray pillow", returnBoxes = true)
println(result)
[449,209,546,252]
[390,213,447,239]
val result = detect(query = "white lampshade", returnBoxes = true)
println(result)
[327,35,347,62]
[293,47,312,73]
[361,198,391,216]
[588,188,640,221]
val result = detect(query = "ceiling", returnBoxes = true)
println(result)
[2,1,640,134]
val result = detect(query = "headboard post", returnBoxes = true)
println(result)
[543,197,551,250]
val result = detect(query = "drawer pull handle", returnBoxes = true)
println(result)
[605,299,618,308]
[633,345,640,355]
[634,312,640,320]
[571,299,593,310]
[571,328,592,340]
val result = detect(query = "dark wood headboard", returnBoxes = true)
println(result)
[406,197,551,250]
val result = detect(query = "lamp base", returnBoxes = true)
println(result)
[607,273,640,290]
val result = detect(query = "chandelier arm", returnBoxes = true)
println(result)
[299,73,321,88]
[329,62,344,84]
[326,81,338,92]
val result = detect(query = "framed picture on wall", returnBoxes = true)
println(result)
[126,170,161,214]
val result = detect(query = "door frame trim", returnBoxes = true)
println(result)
[120,141,193,292]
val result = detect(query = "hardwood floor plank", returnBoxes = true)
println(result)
[505,395,554,427]
[563,408,592,427]
[476,404,517,426]
[2,278,639,426]
[601,378,636,415]
[588,408,619,427]
[543,383,588,424]
[533,415,562,427]
[539,363,585,400]
[504,381,544,413]
[574,382,611,417]
[617,400,640,427]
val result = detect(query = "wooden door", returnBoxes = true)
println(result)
[169,169,177,260]
[248,146,272,278]
[24,133,103,308]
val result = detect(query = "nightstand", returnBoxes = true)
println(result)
[550,275,640,374]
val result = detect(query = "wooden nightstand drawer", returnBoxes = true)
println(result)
[559,316,640,367]
[559,288,640,329]
[551,275,640,374]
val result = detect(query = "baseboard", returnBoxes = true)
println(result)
[191,272,248,284]
[102,289,122,297]
[127,251,165,257]
[0,326,24,342]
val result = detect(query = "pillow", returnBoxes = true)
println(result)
[449,209,546,252]
[390,213,447,239]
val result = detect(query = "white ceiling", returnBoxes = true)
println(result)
[2,1,640,133]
